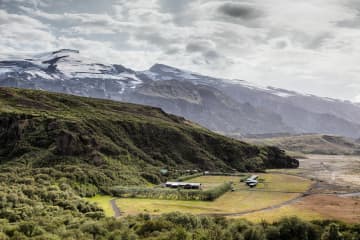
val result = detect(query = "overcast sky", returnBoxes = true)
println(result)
[1,0,360,101]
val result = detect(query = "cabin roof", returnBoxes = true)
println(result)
[165,181,201,186]
[246,175,258,180]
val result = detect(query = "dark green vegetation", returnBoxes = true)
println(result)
[0,210,359,240]
[0,87,297,196]
[109,182,232,201]
[243,134,360,156]
[174,173,205,182]
[0,87,316,239]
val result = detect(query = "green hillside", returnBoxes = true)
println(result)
[0,87,297,196]
[0,88,358,240]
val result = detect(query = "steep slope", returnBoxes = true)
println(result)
[0,87,297,195]
[2,50,360,138]
[218,83,360,138]
[145,64,360,138]
[0,51,292,135]
[243,134,360,155]
[124,80,291,134]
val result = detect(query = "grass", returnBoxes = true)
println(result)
[236,205,324,223]
[241,193,360,224]
[294,194,360,223]
[86,174,327,223]
[85,195,114,217]
[114,192,301,216]
[111,174,313,218]
[190,175,241,190]
[191,174,311,193]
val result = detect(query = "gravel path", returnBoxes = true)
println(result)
[110,199,122,218]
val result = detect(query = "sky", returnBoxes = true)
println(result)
[1,0,360,101]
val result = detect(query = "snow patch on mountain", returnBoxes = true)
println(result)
[0,49,144,92]
[0,49,356,107]
[26,69,55,80]
[236,80,270,92]
[145,64,203,81]
[0,68,13,75]
[145,64,302,99]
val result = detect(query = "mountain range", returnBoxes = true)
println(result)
[1,49,360,138]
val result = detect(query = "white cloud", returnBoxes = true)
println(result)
[1,0,360,101]
[354,95,360,103]
[0,9,56,57]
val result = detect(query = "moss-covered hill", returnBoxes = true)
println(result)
[0,87,298,194]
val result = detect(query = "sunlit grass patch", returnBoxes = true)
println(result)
[233,205,324,223]
[85,195,114,217]
[115,191,301,216]
[115,174,312,217]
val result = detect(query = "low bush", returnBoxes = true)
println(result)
[174,173,204,182]
[109,182,232,201]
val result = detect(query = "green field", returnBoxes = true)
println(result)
[191,174,311,192]
[102,174,313,218]
[85,195,114,217]
[232,204,324,223]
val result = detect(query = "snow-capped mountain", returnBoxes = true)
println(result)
[0,49,142,99]
[2,49,360,138]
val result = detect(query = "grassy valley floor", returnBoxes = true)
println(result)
[88,157,360,224]
[88,173,317,222]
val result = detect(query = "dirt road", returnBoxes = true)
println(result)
[110,199,122,218]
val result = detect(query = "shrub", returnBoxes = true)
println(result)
[140,173,161,185]
[175,173,204,182]
[109,182,232,201]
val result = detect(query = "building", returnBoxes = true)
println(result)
[165,181,202,189]
[245,175,258,187]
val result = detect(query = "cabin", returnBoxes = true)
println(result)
[245,175,258,187]
[165,181,202,190]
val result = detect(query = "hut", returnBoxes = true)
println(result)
[165,181,202,189]
[245,175,258,187]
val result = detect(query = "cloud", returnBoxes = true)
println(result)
[337,0,360,28]
[354,95,360,103]
[0,0,49,9]
[336,0,360,29]
[186,40,215,53]
[185,39,221,62]
[1,0,360,101]
[337,18,360,28]
[158,0,193,13]
[204,50,220,60]
[0,9,56,56]
[135,31,175,48]
[218,2,263,20]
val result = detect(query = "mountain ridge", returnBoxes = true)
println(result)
[243,134,360,155]
[1,49,360,138]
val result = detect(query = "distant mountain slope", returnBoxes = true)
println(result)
[218,83,360,138]
[1,49,360,138]
[243,134,360,155]
[124,80,290,134]
[0,87,297,194]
